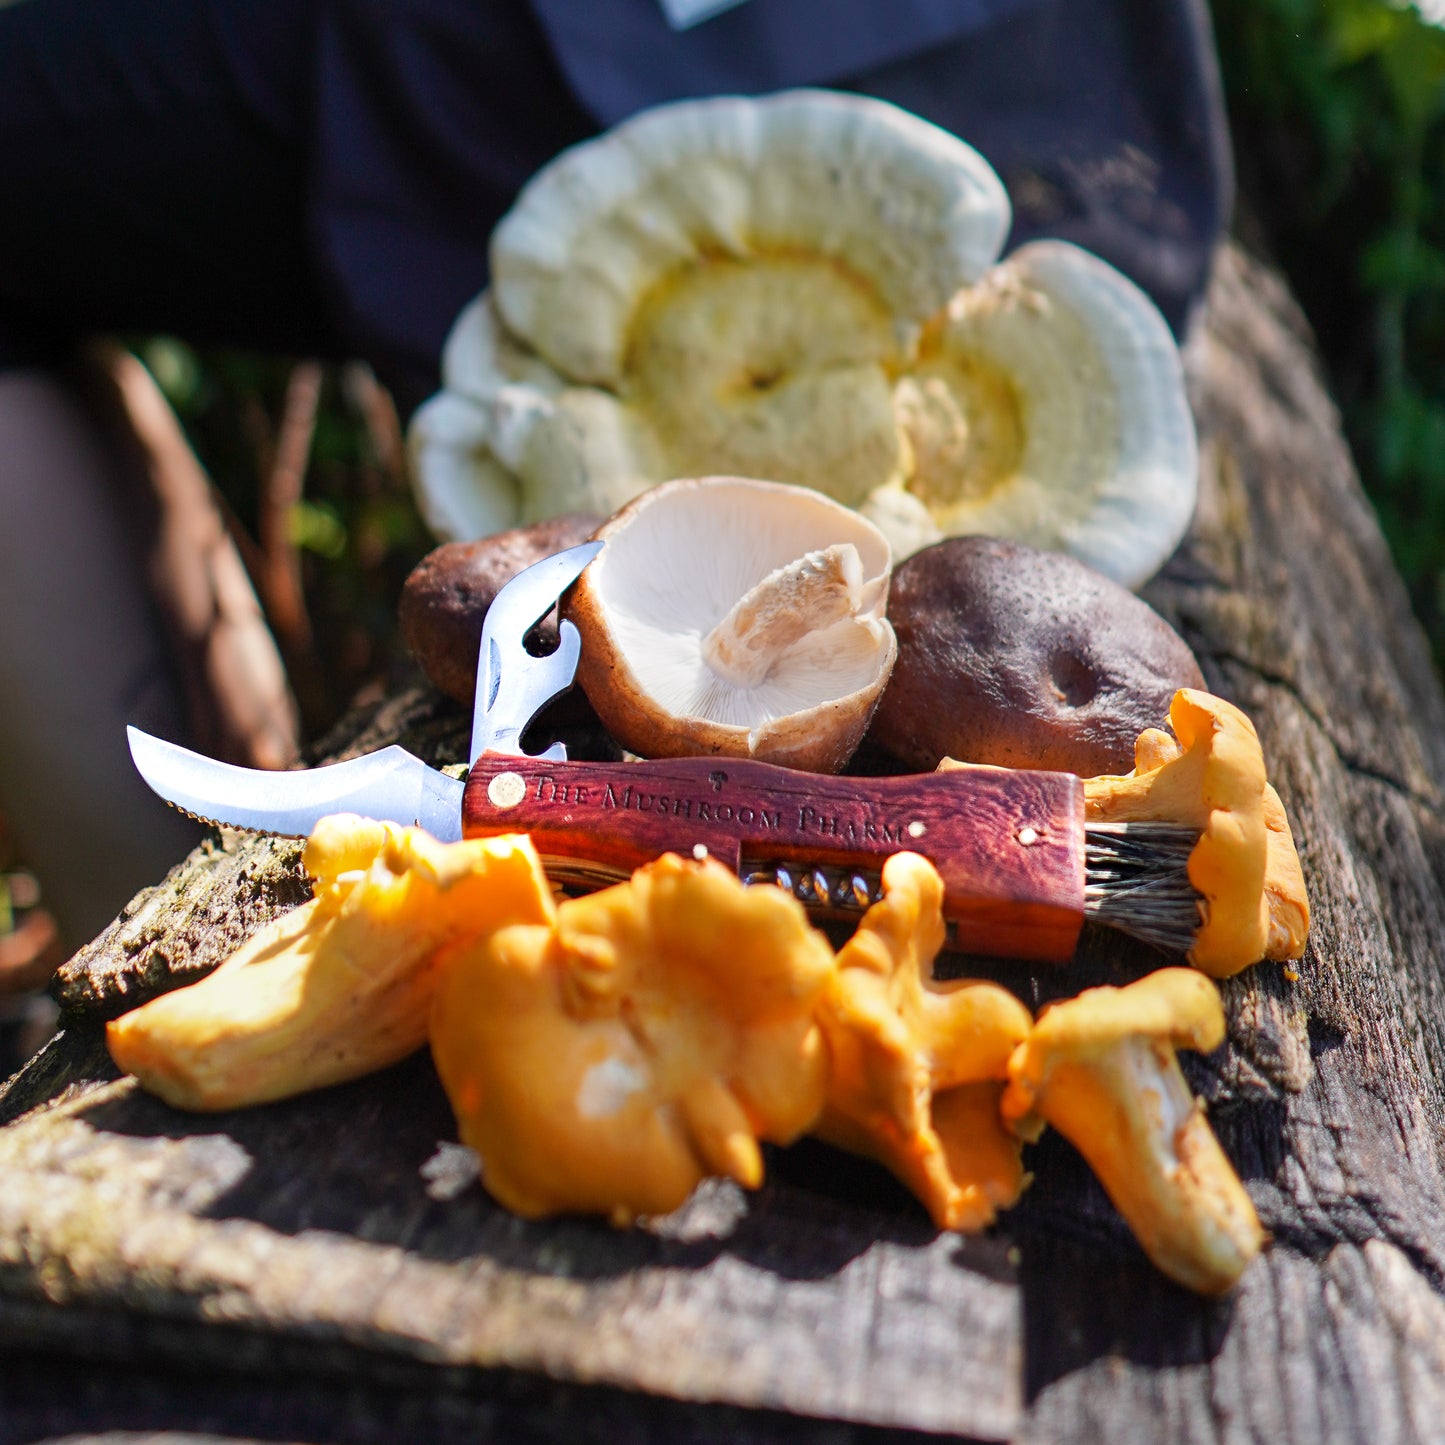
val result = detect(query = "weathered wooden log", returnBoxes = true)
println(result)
[4,241,1445,1442]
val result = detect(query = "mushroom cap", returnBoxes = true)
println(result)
[869,535,1206,775]
[1001,968,1264,1295]
[489,89,1010,388]
[870,240,1199,587]
[428,851,835,1223]
[815,851,1033,1231]
[563,476,897,773]
[1082,688,1310,975]
[1007,970,1225,1108]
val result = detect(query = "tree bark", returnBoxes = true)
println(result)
[3,243,1444,1443]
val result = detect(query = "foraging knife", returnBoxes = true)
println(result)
[129,542,1198,963]
[127,541,604,846]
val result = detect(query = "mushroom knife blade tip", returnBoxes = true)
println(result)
[125,727,465,842]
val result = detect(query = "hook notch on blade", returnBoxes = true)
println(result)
[468,541,603,764]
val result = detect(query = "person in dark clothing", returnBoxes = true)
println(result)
[0,0,1233,945]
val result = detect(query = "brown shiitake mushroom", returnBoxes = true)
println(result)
[869,536,1203,777]
[399,514,602,703]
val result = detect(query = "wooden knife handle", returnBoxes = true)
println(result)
[462,754,1085,963]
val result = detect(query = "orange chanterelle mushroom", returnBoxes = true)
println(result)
[108,815,554,1111]
[429,851,836,1225]
[815,850,1034,1231]
[1002,968,1265,1294]
[1083,688,1309,977]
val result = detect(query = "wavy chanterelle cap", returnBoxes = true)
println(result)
[107,816,556,1111]
[428,852,835,1225]
[815,851,1034,1231]
[1002,968,1266,1295]
[1083,688,1310,976]
[562,476,897,773]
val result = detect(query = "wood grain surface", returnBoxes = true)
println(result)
[6,243,1445,1443]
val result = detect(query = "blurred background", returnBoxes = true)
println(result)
[1214,0,1445,644]
[4,0,1445,1058]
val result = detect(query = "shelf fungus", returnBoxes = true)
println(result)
[815,851,1034,1231]
[408,89,1006,542]
[1001,969,1266,1295]
[1082,688,1310,976]
[428,851,835,1224]
[871,240,1198,586]
[562,475,897,772]
[107,816,555,1111]
[408,89,1196,587]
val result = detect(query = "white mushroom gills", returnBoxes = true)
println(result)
[566,476,897,773]
[702,543,865,689]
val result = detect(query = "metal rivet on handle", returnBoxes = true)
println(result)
[487,772,526,809]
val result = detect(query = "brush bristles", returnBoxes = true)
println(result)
[1084,822,1202,955]
[550,823,1206,958]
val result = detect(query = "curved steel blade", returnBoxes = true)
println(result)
[470,540,603,765]
[127,728,465,842]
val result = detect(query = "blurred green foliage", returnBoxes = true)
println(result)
[1211,0,1445,655]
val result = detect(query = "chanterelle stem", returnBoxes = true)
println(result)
[702,543,864,688]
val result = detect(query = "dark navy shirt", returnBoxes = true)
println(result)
[527,0,1049,123]
[0,0,1232,404]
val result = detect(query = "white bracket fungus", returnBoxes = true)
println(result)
[409,89,1199,590]
[872,241,1199,587]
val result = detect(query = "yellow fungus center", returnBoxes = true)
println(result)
[894,348,1026,513]
[625,253,904,505]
